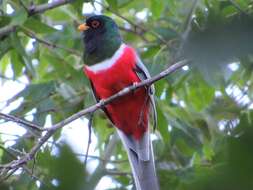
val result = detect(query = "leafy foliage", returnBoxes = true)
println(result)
[1,0,253,189]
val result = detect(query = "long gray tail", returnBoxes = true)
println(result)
[117,130,159,190]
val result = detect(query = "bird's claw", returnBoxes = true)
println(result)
[99,99,106,106]
[131,82,138,94]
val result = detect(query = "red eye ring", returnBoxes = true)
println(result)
[91,20,100,28]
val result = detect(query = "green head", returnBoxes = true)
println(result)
[79,15,122,65]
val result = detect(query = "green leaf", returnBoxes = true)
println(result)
[93,113,114,150]
[185,73,215,111]
[33,98,56,126]
[118,0,133,8]
[0,36,12,63]
[10,81,56,122]
[154,27,178,40]
[38,145,86,190]
[203,143,214,161]
[24,17,57,34]
[156,100,170,141]
[0,51,10,75]
[10,33,35,77]
[150,0,164,18]
[71,0,85,17]
[107,0,118,10]
[11,7,28,25]
[141,45,160,59]
[45,6,78,21]
[2,1,253,189]
[10,50,23,78]
[0,15,11,27]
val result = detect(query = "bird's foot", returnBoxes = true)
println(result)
[131,82,138,94]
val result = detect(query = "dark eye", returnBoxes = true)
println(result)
[91,20,100,28]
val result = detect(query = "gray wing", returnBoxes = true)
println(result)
[117,55,157,162]
[134,56,157,130]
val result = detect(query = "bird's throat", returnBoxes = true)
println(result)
[85,44,126,72]
[83,34,122,65]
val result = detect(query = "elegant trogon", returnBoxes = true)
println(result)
[78,15,159,190]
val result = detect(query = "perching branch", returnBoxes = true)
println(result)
[45,59,188,133]
[0,59,189,175]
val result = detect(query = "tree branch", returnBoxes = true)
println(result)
[0,113,43,132]
[21,27,82,56]
[28,0,72,16]
[0,0,72,38]
[0,25,17,38]
[118,26,149,43]
[0,59,189,174]
[0,145,49,187]
[95,0,168,44]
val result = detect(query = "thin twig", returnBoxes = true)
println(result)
[0,25,17,38]
[0,145,49,186]
[95,0,167,44]
[46,139,128,163]
[21,27,82,56]
[28,0,72,16]
[118,26,149,42]
[0,168,19,182]
[0,113,43,132]
[84,112,94,166]
[76,154,128,163]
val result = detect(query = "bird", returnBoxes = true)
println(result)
[78,15,159,190]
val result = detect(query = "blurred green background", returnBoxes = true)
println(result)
[1,0,253,189]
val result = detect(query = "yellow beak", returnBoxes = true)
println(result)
[78,23,90,31]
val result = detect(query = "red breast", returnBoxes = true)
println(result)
[84,45,149,140]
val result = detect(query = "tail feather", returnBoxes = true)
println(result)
[117,129,159,190]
